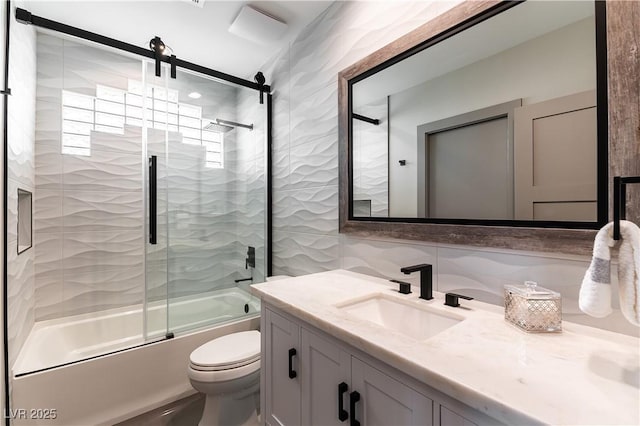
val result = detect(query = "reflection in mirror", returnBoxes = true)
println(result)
[351,1,599,222]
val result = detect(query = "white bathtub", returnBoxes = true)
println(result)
[11,288,261,425]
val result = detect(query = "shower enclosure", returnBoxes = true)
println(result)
[6,24,269,376]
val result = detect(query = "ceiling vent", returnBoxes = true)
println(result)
[229,5,288,45]
[179,0,205,8]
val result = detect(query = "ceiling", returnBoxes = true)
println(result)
[22,0,333,82]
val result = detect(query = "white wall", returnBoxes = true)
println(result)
[389,18,596,216]
[265,1,638,337]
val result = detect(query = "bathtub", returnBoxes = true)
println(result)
[10,288,261,426]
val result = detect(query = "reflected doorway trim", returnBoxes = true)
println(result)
[416,99,521,219]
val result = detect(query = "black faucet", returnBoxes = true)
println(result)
[400,264,433,300]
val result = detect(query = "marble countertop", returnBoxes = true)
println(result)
[251,270,640,426]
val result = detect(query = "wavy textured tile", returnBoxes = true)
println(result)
[7,179,19,243]
[62,231,143,275]
[91,125,142,154]
[272,232,339,276]
[34,253,63,321]
[36,34,63,104]
[34,189,63,234]
[34,232,63,279]
[277,186,338,235]
[290,83,338,146]
[63,40,142,80]
[62,149,142,192]
[35,99,61,147]
[7,114,36,188]
[271,83,291,145]
[62,190,143,232]
[6,20,37,368]
[341,236,437,287]
[7,239,35,368]
[35,142,63,190]
[59,267,144,317]
[289,135,338,189]
[437,247,585,303]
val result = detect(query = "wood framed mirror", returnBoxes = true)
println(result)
[338,0,640,255]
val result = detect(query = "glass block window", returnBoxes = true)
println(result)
[61,80,225,169]
[203,128,224,169]
[62,91,94,156]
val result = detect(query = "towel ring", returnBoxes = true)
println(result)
[613,176,640,240]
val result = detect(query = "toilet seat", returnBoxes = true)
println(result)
[189,358,260,383]
[189,330,260,372]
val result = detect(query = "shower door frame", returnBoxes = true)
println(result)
[2,7,274,418]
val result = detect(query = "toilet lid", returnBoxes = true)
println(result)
[190,330,260,369]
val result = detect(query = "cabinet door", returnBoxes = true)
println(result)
[351,357,433,426]
[301,328,351,425]
[440,406,478,426]
[264,309,301,426]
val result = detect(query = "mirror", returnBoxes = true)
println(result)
[348,1,606,225]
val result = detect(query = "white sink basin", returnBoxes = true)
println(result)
[337,294,463,341]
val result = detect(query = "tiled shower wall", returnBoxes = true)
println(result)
[266,1,638,337]
[31,33,266,323]
[34,35,147,320]
[7,2,37,368]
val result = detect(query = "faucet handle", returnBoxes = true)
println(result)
[390,279,412,295]
[444,293,474,307]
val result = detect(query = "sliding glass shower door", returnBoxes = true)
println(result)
[11,31,267,375]
[145,64,265,337]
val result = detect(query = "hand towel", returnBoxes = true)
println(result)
[617,220,640,326]
[579,220,640,326]
[579,222,615,318]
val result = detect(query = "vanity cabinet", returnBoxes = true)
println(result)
[263,305,491,426]
[264,308,301,426]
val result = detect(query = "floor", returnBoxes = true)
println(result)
[115,393,205,426]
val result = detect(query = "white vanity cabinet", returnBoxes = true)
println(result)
[264,308,301,426]
[262,304,494,426]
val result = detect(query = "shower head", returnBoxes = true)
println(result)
[203,121,234,133]
[203,118,254,133]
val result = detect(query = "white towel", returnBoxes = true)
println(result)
[579,220,640,326]
[617,221,640,326]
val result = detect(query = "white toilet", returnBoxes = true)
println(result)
[188,330,261,426]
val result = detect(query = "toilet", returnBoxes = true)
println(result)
[188,330,261,426]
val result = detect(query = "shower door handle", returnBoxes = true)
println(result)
[149,155,157,245]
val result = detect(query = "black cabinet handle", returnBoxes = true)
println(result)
[338,382,349,422]
[349,391,360,426]
[148,155,157,245]
[288,348,297,379]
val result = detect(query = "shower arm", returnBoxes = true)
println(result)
[216,119,253,131]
